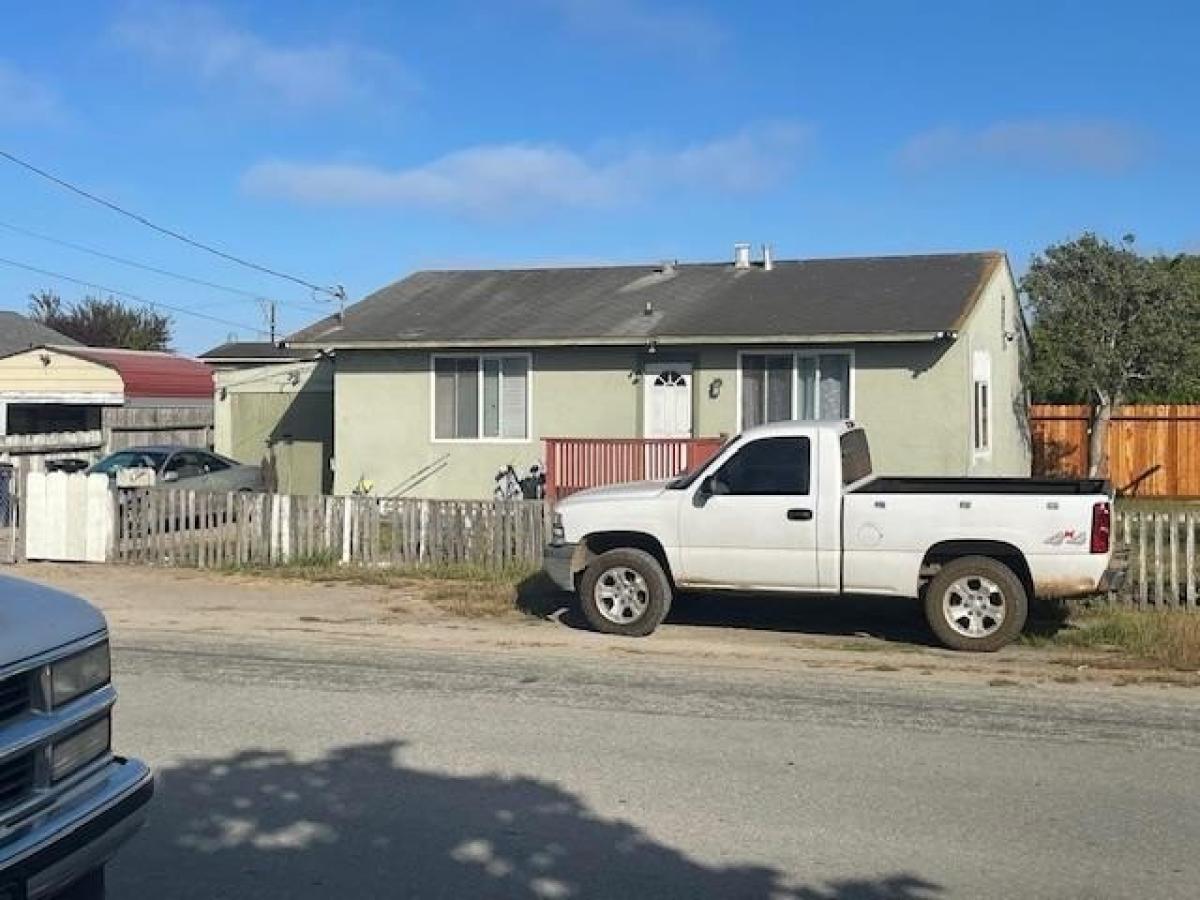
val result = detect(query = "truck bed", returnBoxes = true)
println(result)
[850,476,1109,496]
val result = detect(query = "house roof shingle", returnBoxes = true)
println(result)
[199,341,318,362]
[288,252,1003,349]
[0,311,80,356]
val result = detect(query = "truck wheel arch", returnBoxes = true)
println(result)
[920,540,1033,599]
[577,532,675,589]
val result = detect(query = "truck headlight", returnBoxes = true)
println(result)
[551,512,565,545]
[50,715,111,782]
[50,641,111,708]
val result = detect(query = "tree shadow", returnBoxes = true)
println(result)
[113,740,942,899]
[1032,435,1081,478]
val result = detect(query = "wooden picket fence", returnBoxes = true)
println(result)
[114,488,548,570]
[1112,510,1200,609]
[58,485,1200,612]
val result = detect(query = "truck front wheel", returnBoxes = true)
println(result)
[924,555,1028,652]
[579,548,672,637]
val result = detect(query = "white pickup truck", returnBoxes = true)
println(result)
[544,421,1122,651]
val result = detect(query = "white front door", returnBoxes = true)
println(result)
[644,363,693,438]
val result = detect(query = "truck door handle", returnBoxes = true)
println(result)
[786,508,813,521]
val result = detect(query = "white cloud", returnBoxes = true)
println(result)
[897,119,1147,174]
[111,2,411,110]
[0,61,62,124]
[538,0,725,55]
[241,122,812,219]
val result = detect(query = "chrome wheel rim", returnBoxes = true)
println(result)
[942,575,1006,639]
[594,566,650,624]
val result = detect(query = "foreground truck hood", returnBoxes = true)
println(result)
[562,479,672,504]
[0,574,107,667]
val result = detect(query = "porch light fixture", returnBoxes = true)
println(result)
[708,378,723,399]
[647,339,658,355]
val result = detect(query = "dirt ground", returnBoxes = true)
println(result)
[9,562,1198,691]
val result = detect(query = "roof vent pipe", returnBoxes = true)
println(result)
[733,242,751,269]
[762,244,774,271]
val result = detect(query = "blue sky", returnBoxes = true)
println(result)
[1,0,1197,353]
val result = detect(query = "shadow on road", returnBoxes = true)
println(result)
[520,573,1072,647]
[519,573,937,646]
[115,740,942,899]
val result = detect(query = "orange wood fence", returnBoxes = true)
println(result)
[1032,405,1200,497]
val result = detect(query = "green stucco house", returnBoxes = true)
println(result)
[284,248,1030,500]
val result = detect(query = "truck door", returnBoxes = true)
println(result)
[677,436,820,590]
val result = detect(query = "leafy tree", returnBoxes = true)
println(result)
[29,290,172,351]
[1023,234,1200,476]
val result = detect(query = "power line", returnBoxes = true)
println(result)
[0,148,336,297]
[0,255,266,335]
[0,218,330,314]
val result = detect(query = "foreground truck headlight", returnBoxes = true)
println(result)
[50,716,112,783]
[49,641,111,709]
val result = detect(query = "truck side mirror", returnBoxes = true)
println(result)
[694,475,717,508]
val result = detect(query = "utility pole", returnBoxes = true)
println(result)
[334,284,347,322]
[258,298,278,343]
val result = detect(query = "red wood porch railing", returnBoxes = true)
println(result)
[544,437,726,501]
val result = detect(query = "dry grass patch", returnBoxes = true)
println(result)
[223,560,543,619]
[1043,610,1200,672]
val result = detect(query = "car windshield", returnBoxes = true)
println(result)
[666,436,740,490]
[88,450,169,475]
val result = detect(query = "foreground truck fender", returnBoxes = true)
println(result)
[544,421,1123,652]
[0,576,153,899]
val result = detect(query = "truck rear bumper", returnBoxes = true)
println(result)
[543,543,578,593]
[1,757,153,899]
[1098,554,1129,594]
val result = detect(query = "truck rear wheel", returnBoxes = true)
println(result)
[924,555,1027,652]
[579,548,672,637]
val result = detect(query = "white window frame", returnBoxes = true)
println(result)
[430,352,533,444]
[735,349,856,430]
[972,349,992,458]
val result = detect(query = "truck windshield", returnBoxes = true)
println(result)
[666,436,740,490]
[840,428,873,485]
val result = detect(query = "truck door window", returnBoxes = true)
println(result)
[714,437,810,496]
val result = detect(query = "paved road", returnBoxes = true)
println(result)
[107,633,1200,900]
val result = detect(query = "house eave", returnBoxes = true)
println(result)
[287,331,957,351]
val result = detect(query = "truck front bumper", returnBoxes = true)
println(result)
[0,757,153,899]
[543,543,578,593]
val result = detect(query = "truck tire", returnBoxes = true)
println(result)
[924,555,1028,652]
[579,548,672,637]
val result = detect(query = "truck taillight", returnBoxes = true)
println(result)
[1091,502,1111,554]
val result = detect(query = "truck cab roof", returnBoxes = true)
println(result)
[735,419,859,440]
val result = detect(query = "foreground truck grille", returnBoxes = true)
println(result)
[0,672,31,726]
[0,751,36,816]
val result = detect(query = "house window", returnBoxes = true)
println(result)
[973,381,990,452]
[972,350,991,455]
[434,354,529,440]
[740,352,853,430]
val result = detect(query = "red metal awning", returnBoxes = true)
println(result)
[56,347,213,400]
